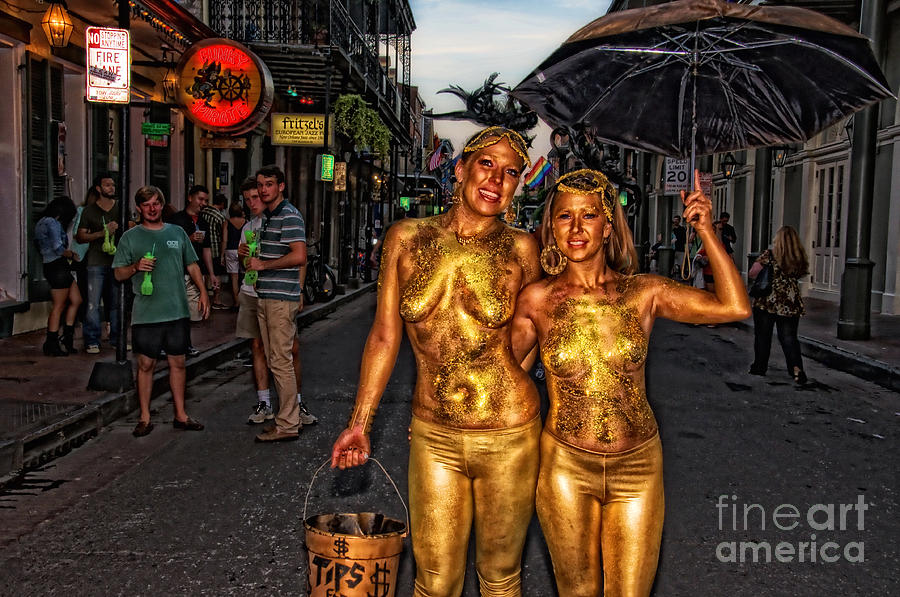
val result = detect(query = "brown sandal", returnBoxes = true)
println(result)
[133,420,154,437]
[173,417,204,431]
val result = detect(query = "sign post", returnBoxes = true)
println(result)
[85,27,130,104]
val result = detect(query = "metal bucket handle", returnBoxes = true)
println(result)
[303,457,410,535]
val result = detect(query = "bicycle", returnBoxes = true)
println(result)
[303,241,337,304]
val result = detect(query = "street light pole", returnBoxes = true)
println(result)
[115,0,130,365]
[87,0,134,391]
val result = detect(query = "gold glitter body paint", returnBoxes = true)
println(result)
[511,173,751,597]
[399,215,539,428]
[542,275,656,452]
[335,132,543,596]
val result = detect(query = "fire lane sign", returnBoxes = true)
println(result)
[86,27,130,104]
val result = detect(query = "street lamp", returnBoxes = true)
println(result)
[160,49,178,102]
[41,2,74,48]
[773,145,789,168]
[720,152,738,180]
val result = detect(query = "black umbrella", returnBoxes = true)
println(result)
[512,0,893,172]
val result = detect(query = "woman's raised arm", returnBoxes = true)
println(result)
[653,170,751,324]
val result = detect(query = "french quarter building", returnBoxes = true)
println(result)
[0,0,215,336]
[0,0,429,336]
[206,0,425,284]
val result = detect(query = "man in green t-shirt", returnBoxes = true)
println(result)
[113,186,209,438]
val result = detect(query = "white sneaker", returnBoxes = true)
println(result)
[247,401,274,424]
[299,402,318,425]
[85,345,100,354]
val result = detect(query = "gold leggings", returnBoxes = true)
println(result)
[408,415,541,597]
[536,431,664,597]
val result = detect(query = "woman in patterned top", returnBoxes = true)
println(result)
[748,225,810,384]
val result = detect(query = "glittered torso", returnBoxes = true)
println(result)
[537,275,658,452]
[396,216,539,428]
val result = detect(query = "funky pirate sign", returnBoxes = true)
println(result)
[175,38,273,135]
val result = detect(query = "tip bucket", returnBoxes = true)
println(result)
[303,459,409,597]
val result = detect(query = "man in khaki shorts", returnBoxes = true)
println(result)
[236,178,316,429]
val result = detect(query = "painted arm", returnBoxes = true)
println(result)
[654,170,752,324]
[331,224,406,469]
[511,285,540,371]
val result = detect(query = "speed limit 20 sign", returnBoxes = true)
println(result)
[86,27,130,104]
[664,157,690,194]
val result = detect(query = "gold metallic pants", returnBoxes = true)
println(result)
[409,415,541,597]
[536,431,664,597]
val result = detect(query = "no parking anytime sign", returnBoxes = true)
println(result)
[86,27,130,104]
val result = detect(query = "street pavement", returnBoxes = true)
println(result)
[0,293,897,596]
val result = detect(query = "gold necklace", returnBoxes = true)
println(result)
[455,224,500,246]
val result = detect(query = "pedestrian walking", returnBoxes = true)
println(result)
[331,126,542,596]
[242,165,308,443]
[236,178,316,428]
[75,173,121,354]
[34,196,82,356]
[511,169,750,597]
[113,186,209,437]
[671,214,686,277]
[719,211,737,263]
[748,225,809,384]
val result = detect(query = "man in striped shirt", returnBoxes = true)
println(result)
[245,164,307,442]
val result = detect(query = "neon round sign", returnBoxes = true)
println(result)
[175,38,273,135]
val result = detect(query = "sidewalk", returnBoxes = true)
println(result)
[0,283,376,482]
[737,296,900,392]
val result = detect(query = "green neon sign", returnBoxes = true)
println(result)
[317,154,335,182]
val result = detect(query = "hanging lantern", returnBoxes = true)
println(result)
[41,2,74,48]
[720,152,738,180]
[163,68,178,101]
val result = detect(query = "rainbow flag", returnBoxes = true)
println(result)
[524,156,551,188]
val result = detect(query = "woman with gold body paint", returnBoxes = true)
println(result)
[331,126,541,597]
[511,169,751,597]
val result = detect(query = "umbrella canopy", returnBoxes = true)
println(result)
[511,0,893,160]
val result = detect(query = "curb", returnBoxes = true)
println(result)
[0,283,376,485]
[733,321,899,393]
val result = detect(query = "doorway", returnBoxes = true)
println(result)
[811,162,848,295]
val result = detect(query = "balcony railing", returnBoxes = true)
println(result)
[209,0,410,137]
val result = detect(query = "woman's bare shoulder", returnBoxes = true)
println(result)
[519,277,552,305]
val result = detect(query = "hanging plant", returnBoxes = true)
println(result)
[333,94,392,159]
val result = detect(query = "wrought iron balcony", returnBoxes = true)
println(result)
[208,0,413,143]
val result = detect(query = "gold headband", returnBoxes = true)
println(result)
[463,126,532,169]
[555,168,617,222]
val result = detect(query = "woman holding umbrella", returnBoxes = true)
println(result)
[332,126,542,596]
[511,169,749,596]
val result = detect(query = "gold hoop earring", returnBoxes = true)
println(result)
[540,245,567,275]
[504,201,517,224]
